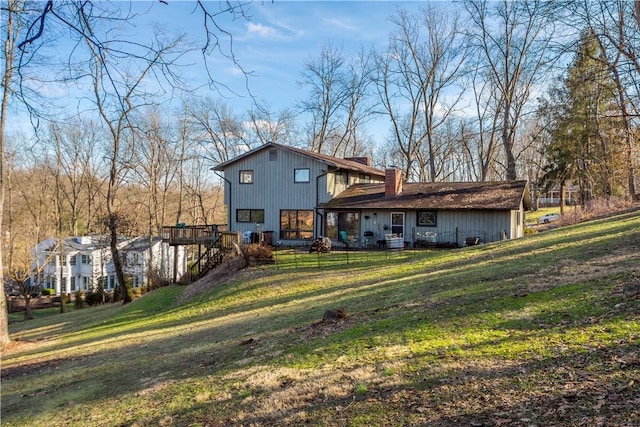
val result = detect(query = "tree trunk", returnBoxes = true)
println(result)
[109,214,132,304]
[24,296,34,320]
[0,1,17,346]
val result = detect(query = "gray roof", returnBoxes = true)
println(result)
[120,236,162,252]
[323,180,531,211]
[213,142,386,178]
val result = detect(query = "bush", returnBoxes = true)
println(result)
[41,288,55,296]
[85,291,103,306]
[113,286,121,302]
[74,290,86,309]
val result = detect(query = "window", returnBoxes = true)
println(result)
[416,210,437,227]
[335,172,347,185]
[237,209,265,223]
[326,212,360,240]
[359,173,371,183]
[70,276,76,292]
[280,210,313,240]
[294,168,310,183]
[81,254,92,264]
[69,255,77,266]
[239,170,254,184]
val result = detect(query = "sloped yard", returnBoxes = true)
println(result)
[2,209,640,426]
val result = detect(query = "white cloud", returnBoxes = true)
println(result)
[246,22,279,39]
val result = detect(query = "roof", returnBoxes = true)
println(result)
[213,142,386,178]
[323,180,531,211]
[120,236,162,252]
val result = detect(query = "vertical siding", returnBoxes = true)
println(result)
[224,147,324,238]
[355,209,518,247]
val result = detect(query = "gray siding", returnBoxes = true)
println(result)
[354,208,523,247]
[223,147,325,241]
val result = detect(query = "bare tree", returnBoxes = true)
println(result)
[464,0,556,181]
[375,6,466,182]
[47,119,105,235]
[300,45,376,156]
[246,104,298,146]
[575,1,640,199]
[0,0,255,343]
[189,97,252,164]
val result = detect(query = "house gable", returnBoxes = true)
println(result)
[213,142,385,241]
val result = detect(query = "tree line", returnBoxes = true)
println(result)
[2,1,640,343]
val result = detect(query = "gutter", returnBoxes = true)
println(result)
[315,169,329,237]
[214,170,232,229]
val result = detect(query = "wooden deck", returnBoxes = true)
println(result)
[161,224,240,249]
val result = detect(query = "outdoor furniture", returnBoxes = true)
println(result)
[339,230,350,250]
[362,231,374,248]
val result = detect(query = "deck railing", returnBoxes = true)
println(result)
[161,224,239,250]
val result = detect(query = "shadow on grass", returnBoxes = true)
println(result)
[2,210,639,425]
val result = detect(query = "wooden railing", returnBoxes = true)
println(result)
[161,224,233,246]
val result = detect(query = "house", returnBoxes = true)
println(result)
[213,142,386,244]
[214,142,531,248]
[323,173,531,247]
[32,235,186,295]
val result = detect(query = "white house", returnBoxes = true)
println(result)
[32,235,186,295]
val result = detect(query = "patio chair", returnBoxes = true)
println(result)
[339,230,350,250]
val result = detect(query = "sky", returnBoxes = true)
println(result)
[8,1,431,145]
[142,1,422,112]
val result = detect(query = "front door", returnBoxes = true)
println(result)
[391,212,404,237]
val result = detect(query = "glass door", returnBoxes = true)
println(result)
[391,212,404,237]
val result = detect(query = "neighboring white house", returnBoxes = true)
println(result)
[32,235,186,295]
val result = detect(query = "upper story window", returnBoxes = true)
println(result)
[81,254,92,264]
[294,168,310,183]
[335,172,347,185]
[359,174,371,183]
[69,255,77,266]
[240,170,254,184]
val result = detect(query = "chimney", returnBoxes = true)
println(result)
[345,156,372,167]
[385,168,403,197]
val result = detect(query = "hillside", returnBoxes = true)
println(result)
[2,209,640,426]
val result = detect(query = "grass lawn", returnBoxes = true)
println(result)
[2,209,640,426]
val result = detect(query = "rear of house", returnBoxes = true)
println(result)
[214,142,531,248]
[323,178,531,248]
[213,142,385,245]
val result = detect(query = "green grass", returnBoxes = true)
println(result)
[2,209,640,426]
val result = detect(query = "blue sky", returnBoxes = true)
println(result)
[139,1,424,114]
[9,1,429,143]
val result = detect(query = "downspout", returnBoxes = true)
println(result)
[315,169,329,238]
[214,170,232,229]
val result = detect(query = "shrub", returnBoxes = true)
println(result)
[41,288,55,296]
[85,291,102,306]
[74,290,86,309]
[146,269,170,291]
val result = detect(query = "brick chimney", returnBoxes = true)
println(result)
[385,168,403,197]
[345,156,372,167]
